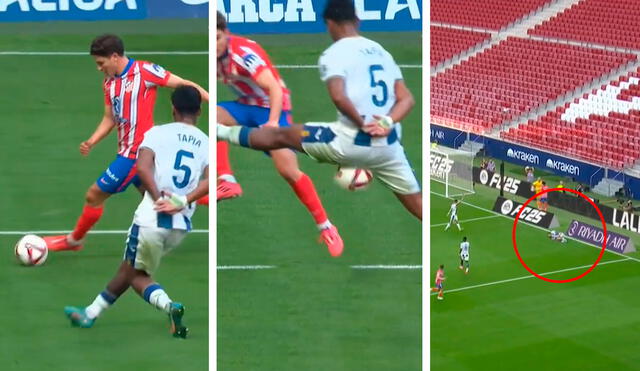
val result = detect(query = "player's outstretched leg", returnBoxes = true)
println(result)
[456,221,463,231]
[217,124,305,152]
[45,184,110,251]
[271,149,343,257]
[444,223,450,231]
[217,140,243,202]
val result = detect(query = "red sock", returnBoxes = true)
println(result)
[196,195,209,206]
[217,140,233,176]
[290,173,328,225]
[71,205,104,241]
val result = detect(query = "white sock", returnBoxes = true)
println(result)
[457,223,462,231]
[85,292,113,319]
[216,123,232,140]
[445,223,450,230]
[219,174,237,183]
[317,220,332,230]
[217,124,243,145]
[148,289,172,314]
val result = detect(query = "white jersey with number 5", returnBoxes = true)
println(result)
[318,36,403,145]
[133,122,209,230]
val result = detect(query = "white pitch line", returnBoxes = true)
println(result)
[430,214,501,228]
[0,51,207,56]
[217,265,276,270]
[430,257,632,295]
[216,265,417,270]
[275,64,420,69]
[431,192,640,264]
[351,265,422,269]
[0,229,208,235]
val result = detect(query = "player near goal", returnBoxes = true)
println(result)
[444,199,462,231]
[216,11,343,256]
[64,86,209,338]
[44,34,209,252]
[459,236,470,274]
[548,230,567,243]
[217,0,421,223]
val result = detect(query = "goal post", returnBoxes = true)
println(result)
[430,145,475,198]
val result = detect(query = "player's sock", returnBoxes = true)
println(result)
[143,283,172,314]
[289,173,330,229]
[444,223,450,231]
[196,195,209,206]
[85,290,118,319]
[218,125,256,148]
[456,223,462,231]
[217,140,234,178]
[70,205,104,241]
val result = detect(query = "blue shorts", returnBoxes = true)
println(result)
[218,101,292,127]
[435,282,443,290]
[96,155,141,194]
[540,197,548,202]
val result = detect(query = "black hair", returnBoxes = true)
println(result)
[90,34,124,57]
[439,264,444,269]
[462,237,467,242]
[323,0,358,23]
[171,85,201,116]
[217,11,227,31]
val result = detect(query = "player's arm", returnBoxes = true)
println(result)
[387,80,415,123]
[165,73,209,102]
[326,77,366,128]
[254,69,283,127]
[155,166,209,215]
[80,104,116,156]
[136,147,162,201]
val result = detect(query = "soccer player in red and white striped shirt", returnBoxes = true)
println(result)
[44,34,208,252]
[216,12,342,256]
[432,265,446,300]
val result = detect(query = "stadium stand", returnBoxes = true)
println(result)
[431,26,491,67]
[529,0,640,50]
[501,68,640,169]
[431,37,636,134]
[431,0,554,30]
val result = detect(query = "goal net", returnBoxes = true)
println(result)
[430,145,475,198]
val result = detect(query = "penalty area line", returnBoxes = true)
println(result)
[430,257,632,296]
[0,230,208,235]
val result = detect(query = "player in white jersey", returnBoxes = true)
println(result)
[459,236,470,274]
[217,0,421,220]
[445,199,462,231]
[63,86,209,338]
[548,230,567,243]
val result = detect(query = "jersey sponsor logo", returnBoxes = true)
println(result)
[239,47,266,74]
[493,196,558,228]
[124,79,134,93]
[506,148,539,165]
[430,153,453,180]
[143,63,166,79]
[545,158,580,176]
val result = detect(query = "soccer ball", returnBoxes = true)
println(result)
[15,234,48,266]
[334,167,373,191]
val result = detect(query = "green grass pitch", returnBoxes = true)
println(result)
[430,179,640,370]
[0,21,208,370]
[217,32,422,370]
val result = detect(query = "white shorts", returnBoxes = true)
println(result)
[123,224,187,275]
[460,253,469,261]
[300,122,421,195]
